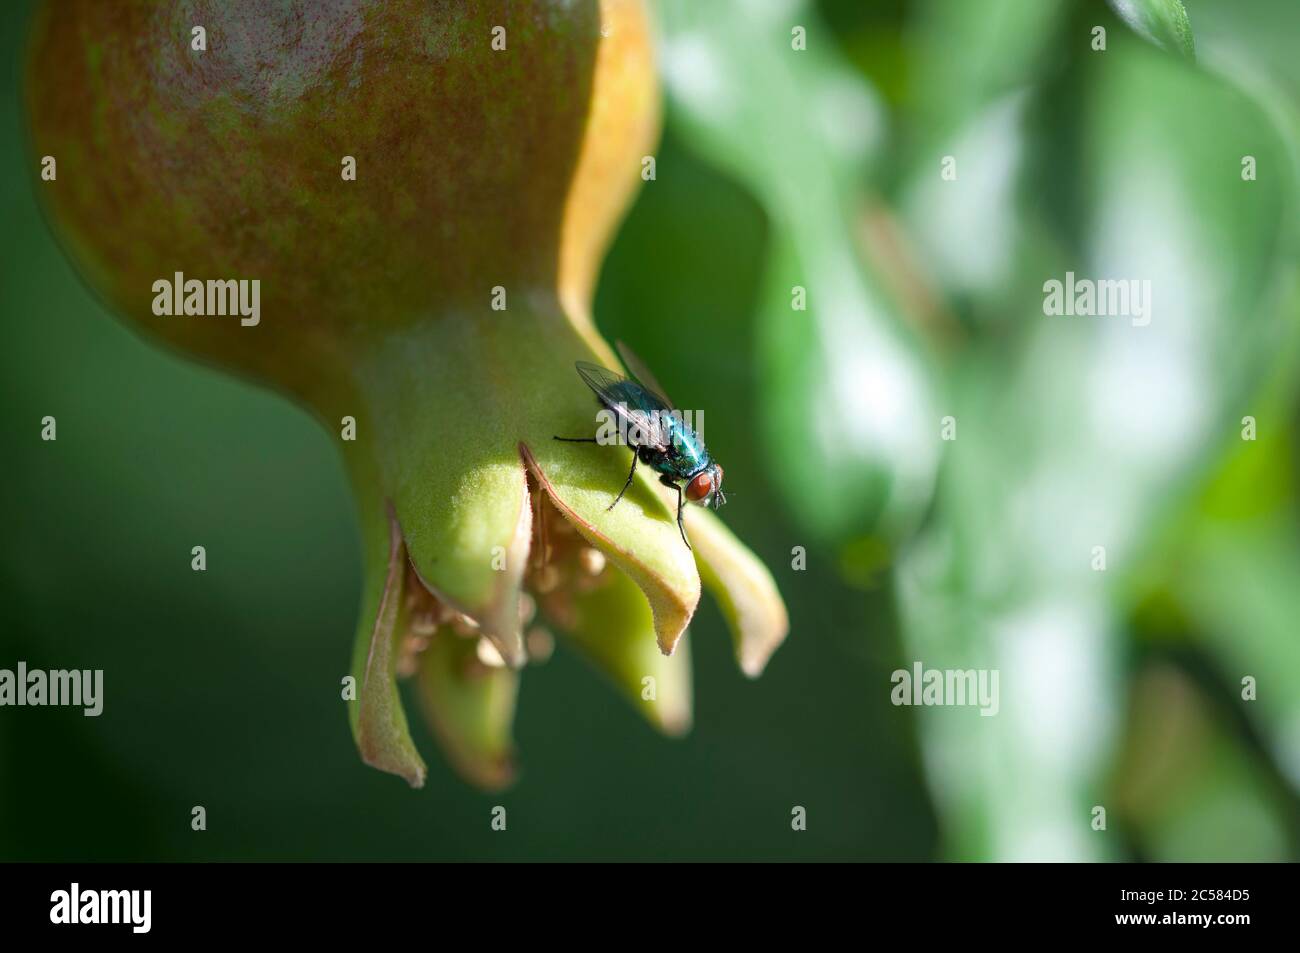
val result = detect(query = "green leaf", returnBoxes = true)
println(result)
[899,1,1066,303]
[1168,369,1300,791]
[1174,521,1300,791]
[1108,0,1195,60]
[1113,667,1289,860]
[657,0,939,542]
[909,0,1068,146]
[1183,0,1300,188]
[897,29,1290,859]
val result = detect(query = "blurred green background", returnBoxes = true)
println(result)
[3,0,1299,861]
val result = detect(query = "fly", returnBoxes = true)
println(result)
[554,342,724,550]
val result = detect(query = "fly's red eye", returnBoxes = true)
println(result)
[686,471,713,502]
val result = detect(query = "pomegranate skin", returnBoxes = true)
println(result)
[25,0,659,399]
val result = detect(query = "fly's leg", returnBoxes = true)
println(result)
[609,450,638,511]
[553,435,638,514]
[660,475,690,550]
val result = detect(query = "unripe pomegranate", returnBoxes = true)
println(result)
[26,0,786,789]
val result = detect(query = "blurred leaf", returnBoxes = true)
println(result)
[1183,0,1300,186]
[898,2,1066,310]
[1174,522,1300,792]
[1113,666,1289,860]
[1166,350,1300,794]
[657,0,938,542]
[1186,0,1299,98]
[898,30,1292,860]
[1108,0,1196,60]
[909,0,1066,145]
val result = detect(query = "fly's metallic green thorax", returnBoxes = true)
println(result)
[555,351,726,549]
[658,412,710,480]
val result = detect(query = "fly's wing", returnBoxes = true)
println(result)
[615,342,710,454]
[615,340,677,409]
[575,361,673,452]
